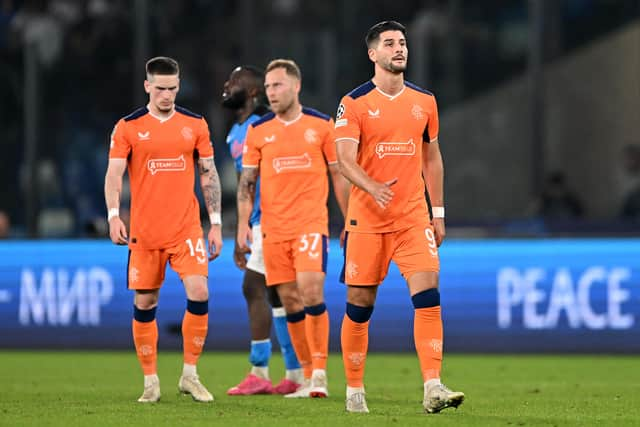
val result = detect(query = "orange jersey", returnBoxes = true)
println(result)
[242,107,336,242]
[334,81,439,233]
[109,106,214,249]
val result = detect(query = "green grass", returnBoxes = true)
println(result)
[0,351,638,426]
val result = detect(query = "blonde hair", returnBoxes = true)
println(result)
[265,59,301,81]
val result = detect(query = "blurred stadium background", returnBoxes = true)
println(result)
[1,0,639,352]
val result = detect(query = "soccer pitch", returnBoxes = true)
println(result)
[0,351,637,426]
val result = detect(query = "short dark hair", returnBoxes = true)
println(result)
[237,65,264,89]
[145,56,179,77]
[365,20,407,48]
[265,59,302,81]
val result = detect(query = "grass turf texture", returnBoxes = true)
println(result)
[0,352,638,426]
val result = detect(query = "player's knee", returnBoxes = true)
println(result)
[346,302,374,323]
[411,288,440,309]
[277,287,303,313]
[242,277,266,302]
[134,291,158,310]
[188,285,209,302]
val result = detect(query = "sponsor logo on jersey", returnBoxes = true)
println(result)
[272,152,312,173]
[147,154,187,175]
[375,139,416,159]
[368,108,380,118]
[335,119,348,128]
[264,134,276,143]
[137,131,150,140]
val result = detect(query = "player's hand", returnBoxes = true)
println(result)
[208,225,223,261]
[368,177,398,209]
[108,217,128,245]
[432,218,446,246]
[339,227,346,248]
[233,241,250,270]
[236,223,253,252]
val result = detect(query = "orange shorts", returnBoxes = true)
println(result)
[342,224,439,286]
[262,232,328,286]
[127,231,208,290]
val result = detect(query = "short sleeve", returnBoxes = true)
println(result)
[108,119,130,159]
[241,124,260,168]
[334,95,361,144]
[423,96,439,143]
[196,117,214,158]
[322,119,338,164]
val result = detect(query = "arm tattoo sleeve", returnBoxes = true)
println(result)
[198,157,222,214]
[238,168,259,203]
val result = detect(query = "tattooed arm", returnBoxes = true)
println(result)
[198,156,223,260]
[236,167,258,251]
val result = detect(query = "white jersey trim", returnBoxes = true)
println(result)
[146,104,176,123]
[276,112,303,127]
[335,137,360,145]
[375,85,406,101]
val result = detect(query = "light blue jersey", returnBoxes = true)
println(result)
[226,113,262,225]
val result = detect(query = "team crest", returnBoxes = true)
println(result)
[346,261,359,279]
[129,267,139,283]
[304,128,318,143]
[411,104,424,120]
[181,126,193,140]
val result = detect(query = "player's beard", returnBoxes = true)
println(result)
[382,58,406,74]
[222,89,248,110]
[271,98,293,115]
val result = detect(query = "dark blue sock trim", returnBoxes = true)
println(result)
[346,303,374,323]
[133,305,157,322]
[286,310,306,323]
[304,303,327,316]
[187,299,208,315]
[411,288,440,309]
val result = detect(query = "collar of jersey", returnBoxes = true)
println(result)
[276,111,303,126]
[374,82,406,101]
[146,104,176,123]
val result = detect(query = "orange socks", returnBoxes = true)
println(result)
[132,301,209,375]
[304,304,329,371]
[414,306,443,381]
[286,311,312,379]
[341,303,374,388]
[182,300,209,365]
[132,306,158,375]
[341,316,369,387]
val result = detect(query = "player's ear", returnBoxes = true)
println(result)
[367,48,376,63]
[175,77,180,93]
[144,79,150,94]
